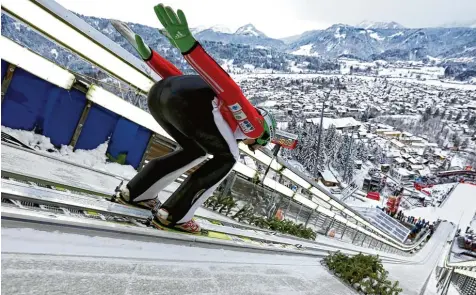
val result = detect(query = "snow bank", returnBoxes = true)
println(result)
[2,126,138,179]
[440,184,476,228]
[3,126,56,151]
[403,206,442,223]
[404,184,476,228]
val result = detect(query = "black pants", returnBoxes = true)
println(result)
[127,75,236,224]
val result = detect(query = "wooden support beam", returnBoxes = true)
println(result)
[69,100,92,149]
[1,64,16,103]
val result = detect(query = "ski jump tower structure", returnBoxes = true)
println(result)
[1,3,475,294]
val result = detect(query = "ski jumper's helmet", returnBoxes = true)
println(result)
[256,107,276,146]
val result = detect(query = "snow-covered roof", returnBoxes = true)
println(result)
[376,123,394,130]
[390,139,405,148]
[257,100,278,108]
[376,128,394,132]
[410,164,425,170]
[306,117,361,129]
[321,169,338,183]
[395,167,415,176]
[450,156,465,169]
[394,157,406,164]
[417,168,431,176]
[411,142,426,148]
[386,150,401,158]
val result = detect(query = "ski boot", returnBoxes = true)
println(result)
[153,208,201,234]
[111,181,161,210]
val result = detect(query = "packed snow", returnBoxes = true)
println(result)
[389,31,405,38]
[1,227,355,295]
[334,30,346,39]
[368,31,385,41]
[291,44,319,57]
[2,126,138,178]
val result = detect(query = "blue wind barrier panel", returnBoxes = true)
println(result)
[41,88,87,146]
[75,103,119,151]
[1,67,51,130]
[107,118,151,169]
[1,61,150,169]
[1,59,7,81]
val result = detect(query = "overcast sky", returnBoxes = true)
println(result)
[56,0,476,38]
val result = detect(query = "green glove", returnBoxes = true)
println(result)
[154,4,196,53]
[134,35,152,59]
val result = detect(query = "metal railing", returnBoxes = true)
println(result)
[221,172,431,256]
[435,225,476,295]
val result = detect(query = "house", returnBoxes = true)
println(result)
[450,157,465,170]
[417,168,432,177]
[409,164,425,171]
[306,117,362,131]
[394,157,406,167]
[320,170,339,187]
[390,139,405,149]
[384,131,402,139]
[376,128,394,135]
[389,167,416,185]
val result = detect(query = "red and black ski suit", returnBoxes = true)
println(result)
[126,42,264,224]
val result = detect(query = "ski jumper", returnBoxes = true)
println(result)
[126,43,264,224]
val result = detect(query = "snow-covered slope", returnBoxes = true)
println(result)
[192,24,235,34]
[235,24,267,37]
[195,23,284,48]
[1,226,356,295]
[403,184,476,229]
[287,24,476,61]
[357,21,405,30]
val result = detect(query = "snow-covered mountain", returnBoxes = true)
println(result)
[192,21,475,63]
[195,23,284,48]
[357,21,405,30]
[2,9,475,73]
[0,13,337,79]
[287,24,476,62]
[235,24,267,37]
[192,24,234,34]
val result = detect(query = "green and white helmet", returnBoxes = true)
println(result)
[256,107,277,146]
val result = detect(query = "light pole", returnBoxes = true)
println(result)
[314,90,332,177]
[343,128,355,183]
